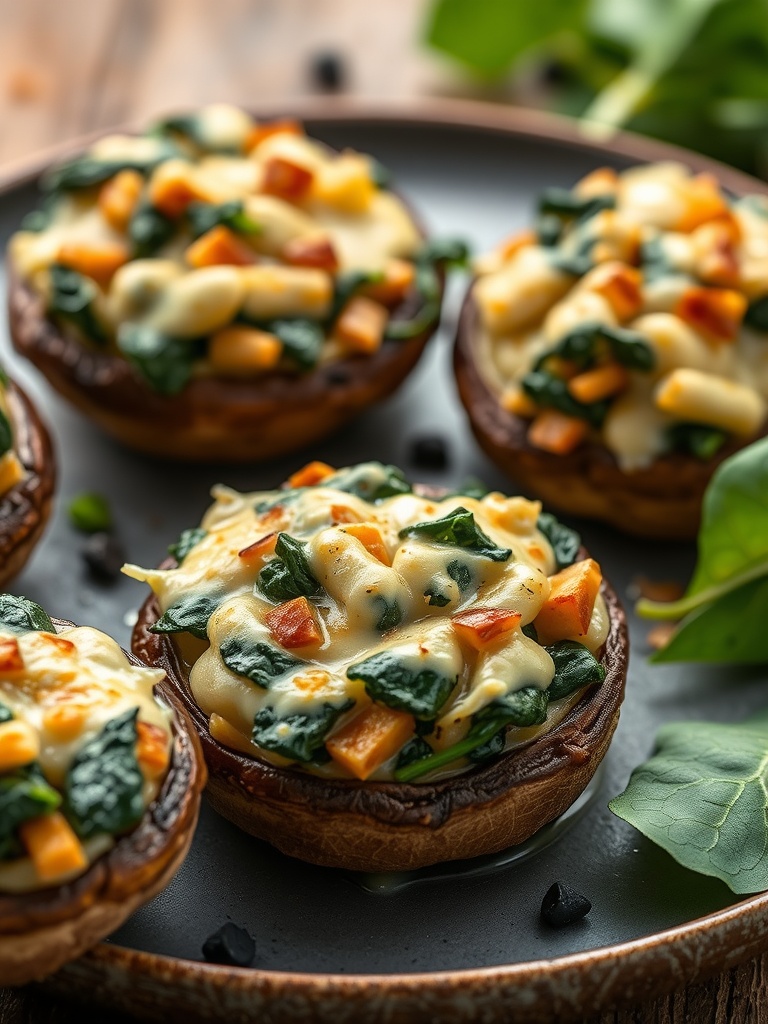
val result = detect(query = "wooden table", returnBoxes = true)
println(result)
[0,1,766,1020]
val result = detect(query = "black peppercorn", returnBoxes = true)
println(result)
[81,532,126,583]
[540,881,591,927]
[202,922,256,967]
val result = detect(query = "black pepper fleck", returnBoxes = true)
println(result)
[408,435,449,470]
[540,881,591,927]
[202,922,256,967]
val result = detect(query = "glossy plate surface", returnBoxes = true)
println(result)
[2,100,767,1021]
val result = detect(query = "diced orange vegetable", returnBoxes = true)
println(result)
[568,363,629,404]
[694,221,740,287]
[330,504,360,524]
[501,385,539,419]
[360,259,415,306]
[288,461,335,488]
[498,229,537,263]
[136,721,170,779]
[450,608,522,651]
[43,704,87,741]
[342,523,390,565]
[265,597,322,649]
[238,531,278,562]
[209,712,262,757]
[148,162,212,218]
[245,119,303,152]
[326,703,415,781]
[283,236,339,272]
[57,240,129,286]
[527,410,589,455]
[574,167,618,200]
[261,156,314,201]
[535,558,602,646]
[0,637,24,674]
[0,720,39,771]
[335,296,388,355]
[98,169,143,231]
[19,812,87,882]
[186,225,256,268]
[587,263,643,320]
[208,326,282,375]
[675,286,747,343]
[676,173,729,233]
[0,452,25,495]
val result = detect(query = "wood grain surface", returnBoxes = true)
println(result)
[0,1,766,1021]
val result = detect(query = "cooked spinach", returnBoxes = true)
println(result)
[328,270,383,324]
[64,708,144,839]
[257,533,321,603]
[118,323,203,395]
[535,322,655,374]
[373,596,402,632]
[150,592,220,639]
[384,261,441,341]
[395,736,432,769]
[220,635,300,689]
[522,622,539,642]
[536,213,563,247]
[347,652,457,719]
[0,409,11,457]
[324,462,412,502]
[369,158,392,189]
[639,236,670,282]
[417,238,470,268]
[744,295,768,332]
[546,641,605,701]
[468,728,506,764]
[0,701,13,723]
[44,157,141,193]
[0,595,54,634]
[447,559,473,593]
[251,700,353,762]
[399,507,511,562]
[522,369,609,426]
[187,199,260,239]
[128,202,175,257]
[266,318,324,371]
[536,512,581,571]
[0,763,61,860]
[538,188,615,224]
[48,264,107,344]
[168,527,207,564]
[423,586,451,608]
[666,422,728,461]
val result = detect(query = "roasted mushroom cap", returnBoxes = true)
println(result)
[0,626,206,986]
[132,571,627,874]
[454,291,754,540]
[0,381,55,587]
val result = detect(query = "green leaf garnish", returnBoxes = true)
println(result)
[399,507,511,562]
[187,199,261,238]
[48,264,107,344]
[68,492,112,533]
[267,318,324,371]
[128,202,175,257]
[150,593,219,639]
[0,595,55,634]
[257,533,321,603]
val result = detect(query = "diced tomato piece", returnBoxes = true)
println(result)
[265,596,322,649]
[450,608,522,651]
[535,559,602,646]
[261,157,314,201]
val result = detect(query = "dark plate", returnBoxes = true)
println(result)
[2,100,768,1023]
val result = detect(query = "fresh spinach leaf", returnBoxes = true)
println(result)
[128,202,175,257]
[267,318,323,371]
[64,708,144,839]
[537,213,563,247]
[424,586,451,608]
[416,237,470,268]
[395,736,432,769]
[257,533,321,603]
[150,592,219,639]
[347,651,457,719]
[118,324,202,395]
[324,462,412,502]
[535,322,655,374]
[0,409,12,457]
[537,512,581,571]
[546,641,605,700]
[609,711,768,894]
[0,763,60,860]
[168,527,207,564]
[0,595,54,634]
[399,507,511,562]
[252,701,353,762]
[220,635,300,688]
[187,199,260,239]
[539,188,615,225]
[666,422,728,461]
[48,264,107,344]
[447,559,473,593]
[44,157,139,192]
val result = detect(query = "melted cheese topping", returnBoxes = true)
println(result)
[0,623,171,893]
[474,162,768,470]
[125,464,609,783]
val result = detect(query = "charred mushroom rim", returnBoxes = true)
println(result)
[0,596,205,986]
[127,461,627,872]
[455,162,768,538]
[8,104,460,461]
[0,368,55,588]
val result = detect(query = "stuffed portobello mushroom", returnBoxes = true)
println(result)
[0,595,205,985]
[127,461,627,872]
[0,368,55,588]
[456,162,768,538]
[8,104,455,461]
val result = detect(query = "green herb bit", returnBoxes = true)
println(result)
[48,264,107,345]
[347,652,457,719]
[468,728,506,764]
[128,202,175,258]
[323,462,412,502]
[546,641,605,701]
[424,586,451,608]
[168,527,208,564]
[252,701,353,762]
[187,200,260,239]
[220,636,301,689]
[118,324,203,395]
[0,763,61,860]
[68,492,112,533]
[0,595,54,634]
[400,507,511,562]
[266,318,324,371]
[0,409,12,458]
[43,156,133,192]
[64,708,144,839]
[384,261,441,341]
[369,158,392,189]
[536,512,581,571]
[666,422,728,461]
[150,593,220,639]
[257,533,321,603]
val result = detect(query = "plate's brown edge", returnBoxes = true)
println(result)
[4,95,763,1021]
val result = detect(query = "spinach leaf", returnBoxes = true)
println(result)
[0,595,54,634]
[423,586,451,608]
[328,270,383,324]
[522,622,539,642]
[468,728,506,764]
[609,712,768,894]
[0,763,61,860]
[395,736,432,769]
[257,533,321,603]
[48,264,107,344]
[267,318,323,371]
[369,158,392,189]
[745,295,768,333]
[666,422,727,461]
[546,641,605,700]
[447,559,473,593]
[537,213,563,247]
[384,261,441,341]
[374,597,402,632]
[0,701,13,723]
[118,324,202,395]
[535,322,656,374]
[347,652,457,719]
[324,462,412,502]
[399,507,511,562]
[187,200,260,239]
[220,635,300,689]
[128,202,175,257]
[44,157,138,192]
[538,188,615,225]
[168,527,207,564]
[0,409,12,457]
[522,369,609,426]
[64,708,144,839]
[68,492,112,533]
[536,512,581,571]
[252,701,353,762]
[150,592,219,639]
[416,238,470,268]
